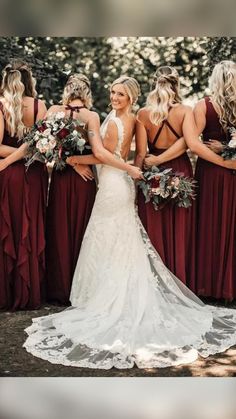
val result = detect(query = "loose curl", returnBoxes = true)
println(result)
[1,60,37,138]
[146,66,182,126]
[111,76,140,106]
[209,60,236,131]
[62,74,92,109]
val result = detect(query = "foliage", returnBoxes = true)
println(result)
[0,37,234,115]
[138,165,197,210]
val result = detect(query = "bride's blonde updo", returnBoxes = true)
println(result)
[111,76,140,106]
[209,60,236,131]
[62,73,92,109]
[1,60,37,138]
[146,66,182,126]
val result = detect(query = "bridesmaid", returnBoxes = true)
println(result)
[46,74,142,305]
[193,60,236,300]
[135,67,236,292]
[0,60,48,310]
[135,66,196,286]
[46,74,97,304]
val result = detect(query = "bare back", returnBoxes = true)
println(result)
[47,104,93,128]
[139,104,187,149]
[0,96,46,128]
[119,113,136,160]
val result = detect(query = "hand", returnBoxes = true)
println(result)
[73,164,94,181]
[0,158,10,172]
[224,160,236,170]
[144,154,159,167]
[127,165,144,180]
[66,156,80,166]
[204,139,224,154]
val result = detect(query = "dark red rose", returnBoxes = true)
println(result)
[38,123,47,132]
[150,176,160,188]
[57,128,70,139]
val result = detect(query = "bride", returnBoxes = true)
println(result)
[24,75,236,369]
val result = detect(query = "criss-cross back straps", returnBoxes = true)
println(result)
[65,104,86,118]
[151,119,181,149]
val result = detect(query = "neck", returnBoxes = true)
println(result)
[68,99,84,107]
[115,107,131,118]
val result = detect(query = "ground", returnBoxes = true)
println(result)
[1,302,236,377]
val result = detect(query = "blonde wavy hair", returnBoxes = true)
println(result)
[62,73,92,109]
[111,76,140,106]
[146,66,182,125]
[1,60,37,138]
[209,60,236,131]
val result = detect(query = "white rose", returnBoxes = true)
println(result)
[42,128,51,137]
[228,139,236,148]
[49,139,57,149]
[77,138,86,147]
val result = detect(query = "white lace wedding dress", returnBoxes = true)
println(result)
[24,111,236,369]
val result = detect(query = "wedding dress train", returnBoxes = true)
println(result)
[23,112,236,369]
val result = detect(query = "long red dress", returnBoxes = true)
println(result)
[194,97,236,300]
[138,119,196,286]
[46,105,96,304]
[0,100,48,310]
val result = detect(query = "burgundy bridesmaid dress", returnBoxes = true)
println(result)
[138,119,196,287]
[0,100,48,310]
[46,105,96,304]
[194,97,236,300]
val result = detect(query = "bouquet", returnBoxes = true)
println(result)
[221,127,236,160]
[23,111,91,170]
[138,165,197,210]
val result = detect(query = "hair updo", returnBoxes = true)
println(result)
[146,66,182,125]
[62,73,92,109]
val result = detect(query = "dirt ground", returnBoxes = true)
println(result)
[0,301,236,377]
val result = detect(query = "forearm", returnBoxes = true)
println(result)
[93,146,132,172]
[134,152,145,169]
[0,144,19,158]
[68,154,102,165]
[3,143,28,165]
[188,139,226,167]
[155,138,187,165]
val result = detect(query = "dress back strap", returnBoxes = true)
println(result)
[65,104,86,118]
[151,121,165,147]
[34,98,39,123]
[164,120,181,139]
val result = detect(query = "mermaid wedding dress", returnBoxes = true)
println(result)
[23,111,236,369]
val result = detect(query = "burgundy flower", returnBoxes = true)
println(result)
[38,123,47,132]
[57,128,70,139]
[150,176,160,188]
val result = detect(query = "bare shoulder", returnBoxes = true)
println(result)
[137,107,149,123]
[173,103,193,115]
[47,104,62,115]
[37,98,47,112]
[88,110,100,123]
[194,98,206,113]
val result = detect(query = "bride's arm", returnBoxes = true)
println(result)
[134,115,148,169]
[68,113,143,179]
[144,137,187,167]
